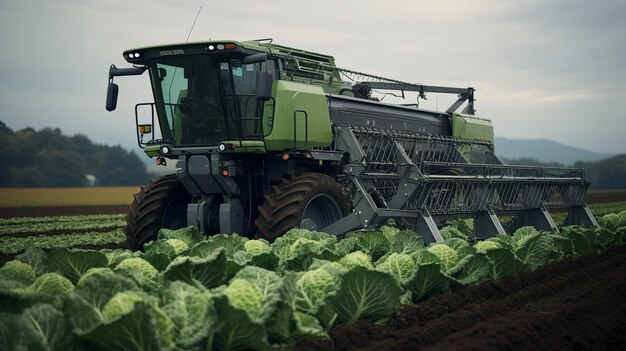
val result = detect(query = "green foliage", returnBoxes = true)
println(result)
[0,260,36,287]
[224,279,264,318]
[338,251,373,269]
[485,248,524,280]
[323,267,403,325]
[163,250,228,290]
[272,229,338,271]
[386,230,424,254]
[160,281,216,350]
[406,262,450,301]
[115,257,161,291]
[30,272,74,297]
[598,211,626,232]
[115,257,159,280]
[440,226,469,241]
[353,231,390,261]
[45,248,108,284]
[158,226,205,247]
[1,208,625,349]
[0,303,82,350]
[473,240,501,253]
[0,230,125,254]
[245,239,271,256]
[101,291,147,321]
[0,123,149,187]
[375,253,417,285]
[294,267,340,315]
[427,244,459,272]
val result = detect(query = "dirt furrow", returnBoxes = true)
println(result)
[296,245,626,350]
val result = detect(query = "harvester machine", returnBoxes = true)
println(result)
[105,39,597,250]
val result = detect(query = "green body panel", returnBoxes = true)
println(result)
[264,81,332,151]
[144,145,160,158]
[451,113,494,142]
[223,140,266,153]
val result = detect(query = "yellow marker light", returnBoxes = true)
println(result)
[138,125,152,134]
[281,153,290,161]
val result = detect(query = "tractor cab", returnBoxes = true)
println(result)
[106,40,274,153]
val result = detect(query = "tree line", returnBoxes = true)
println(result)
[1,120,623,189]
[0,121,149,187]
[502,156,626,189]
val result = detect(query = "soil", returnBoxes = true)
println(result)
[296,244,626,351]
[585,190,626,204]
[0,205,129,218]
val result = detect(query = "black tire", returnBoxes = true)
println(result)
[255,173,350,241]
[124,175,191,251]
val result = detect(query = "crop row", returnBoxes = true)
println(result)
[0,219,125,236]
[0,230,125,254]
[585,201,626,217]
[0,209,625,351]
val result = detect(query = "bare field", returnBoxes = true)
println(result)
[0,186,139,207]
[585,189,626,204]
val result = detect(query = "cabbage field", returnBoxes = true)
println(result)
[0,210,625,350]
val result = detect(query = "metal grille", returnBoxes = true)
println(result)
[345,125,589,215]
[348,126,493,173]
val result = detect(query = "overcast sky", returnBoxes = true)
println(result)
[1,0,625,155]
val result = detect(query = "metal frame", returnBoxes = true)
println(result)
[322,125,596,242]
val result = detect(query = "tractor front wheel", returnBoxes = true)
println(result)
[255,173,350,241]
[124,175,191,251]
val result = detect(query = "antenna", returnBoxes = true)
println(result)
[186,6,203,42]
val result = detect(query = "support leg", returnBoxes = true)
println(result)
[409,210,444,244]
[473,206,506,240]
[563,204,598,227]
[509,205,557,233]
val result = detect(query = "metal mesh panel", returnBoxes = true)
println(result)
[343,125,589,215]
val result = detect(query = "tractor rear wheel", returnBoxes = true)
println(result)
[124,174,191,251]
[255,173,350,241]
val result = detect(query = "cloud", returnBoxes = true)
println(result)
[0,0,625,155]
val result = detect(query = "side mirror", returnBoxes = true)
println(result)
[256,71,273,101]
[106,82,119,112]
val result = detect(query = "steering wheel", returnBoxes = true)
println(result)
[179,96,207,115]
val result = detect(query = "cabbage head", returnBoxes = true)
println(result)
[223,279,263,318]
[295,267,338,313]
[0,260,36,285]
[339,251,373,269]
[599,212,626,232]
[375,253,416,284]
[30,272,74,296]
[513,226,539,247]
[115,257,158,280]
[165,239,189,255]
[427,244,459,271]
[244,239,271,256]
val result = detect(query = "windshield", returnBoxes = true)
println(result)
[148,55,263,146]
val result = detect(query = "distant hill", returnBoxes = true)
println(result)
[495,137,611,166]
[0,121,149,187]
